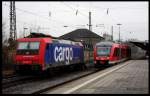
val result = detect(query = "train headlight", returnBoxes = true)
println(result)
[96,57,99,59]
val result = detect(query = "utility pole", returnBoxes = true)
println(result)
[89,11,92,31]
[23,28,28,38]
[88,11,92,64]
[117,23,122,59]
[9,1,17,46]
[117,24,121,42]
[111,26,113,41]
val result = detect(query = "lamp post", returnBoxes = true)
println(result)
[117,23,122,42]
[117,23,122,59]
[23,27,28,38]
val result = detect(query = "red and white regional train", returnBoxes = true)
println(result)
[93,41,131,67]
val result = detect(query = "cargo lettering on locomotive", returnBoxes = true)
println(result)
[54,46,73,64]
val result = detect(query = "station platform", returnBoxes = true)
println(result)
[72,60,149,94]
[45,60,148,94]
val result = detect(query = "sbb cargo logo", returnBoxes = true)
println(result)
[54,46,73,64]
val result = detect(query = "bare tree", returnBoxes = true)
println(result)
[2,21,9,68]
[2,21,15,72]
[2,21,10,47]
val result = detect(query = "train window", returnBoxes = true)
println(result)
[96,47,111,56]
[113,48,120,56]
[17,42,28,50]
[113,48,117,56]
[17,42,40,50]
[30,42,40,49]
[117,48,120,56]
[17,42,39,55]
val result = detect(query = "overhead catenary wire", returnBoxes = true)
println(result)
[59,2,89,29]
[3,2,146,39]
[2,16,60,36]
[3,2,118,31]
[60,2,110,29]
[61,2,89,19]
[3,3,76,36]
[3,3,70,28]
[60,2,107,35]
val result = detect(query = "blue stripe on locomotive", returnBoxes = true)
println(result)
[44,43,84,66]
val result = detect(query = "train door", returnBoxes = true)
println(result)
[113,47,120,61]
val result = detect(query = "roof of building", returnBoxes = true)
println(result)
[96,41,115,47]
[59,29,104,40]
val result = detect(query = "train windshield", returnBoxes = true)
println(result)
[96,47,111,56]
[17,42,40,50]
[17,42,40,55]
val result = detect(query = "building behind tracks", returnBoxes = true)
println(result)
[59,28,104,50]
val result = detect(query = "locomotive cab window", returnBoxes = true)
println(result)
[17,42,40,55]
[96,46,111,56]
[30,42,40,49]
[17,42,29,50]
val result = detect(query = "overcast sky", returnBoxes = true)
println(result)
[2,1,148,41]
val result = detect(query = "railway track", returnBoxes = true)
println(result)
[3,61,128,94]
[3,74,18,79]
[2,75,38,89]
[32,67,105,94]
[34,61,131,94]
[43,60,136,94]
[2,66,105,94]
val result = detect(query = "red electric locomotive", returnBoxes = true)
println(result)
[14,37,52,73]
[13,35,85,74]
[93,41,131,67]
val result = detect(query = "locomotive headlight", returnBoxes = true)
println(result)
[96,57,99,59]
[107,57,109,59]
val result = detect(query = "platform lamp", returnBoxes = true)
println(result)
[117,23,122,59]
